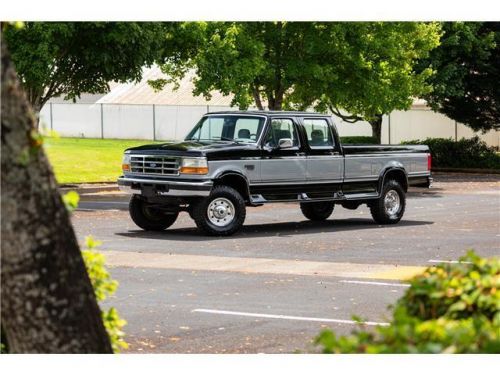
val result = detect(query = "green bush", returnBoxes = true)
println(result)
[316,251,500,353]
[401,137,500,169]
[340,136,378,144]
[83,236,128,352]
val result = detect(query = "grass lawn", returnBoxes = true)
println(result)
[44,137,163,184]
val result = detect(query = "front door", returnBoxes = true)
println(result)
[259,118,307,184]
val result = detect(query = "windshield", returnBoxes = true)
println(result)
[185,115,266,143]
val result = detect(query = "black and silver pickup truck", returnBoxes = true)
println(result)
[118,111,432,236]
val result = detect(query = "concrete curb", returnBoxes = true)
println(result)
[432,168,500,175]
[59,183,119,194]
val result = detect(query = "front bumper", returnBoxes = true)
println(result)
[117,176,213,197]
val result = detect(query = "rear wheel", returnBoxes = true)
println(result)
[300,201,334,221]
[129,195,179,231]
[191,185,246,236]
[370,179,406,224]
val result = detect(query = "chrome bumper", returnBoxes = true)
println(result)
[117,176,213,197]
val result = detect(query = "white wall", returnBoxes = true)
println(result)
[38,103,500,148]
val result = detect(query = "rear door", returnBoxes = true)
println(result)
[302,118,344,184]
[260,118,307,183]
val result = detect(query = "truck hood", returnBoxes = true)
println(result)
[125,140,259,158]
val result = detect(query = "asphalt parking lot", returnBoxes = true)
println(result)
[71,173,500,353]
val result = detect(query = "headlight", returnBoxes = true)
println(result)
[122,153,131,172]
[180,157,208,175]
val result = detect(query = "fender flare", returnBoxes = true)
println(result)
[214,171,251,200]
[378,166,408,194]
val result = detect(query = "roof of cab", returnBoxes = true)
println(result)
[205,110,329,117]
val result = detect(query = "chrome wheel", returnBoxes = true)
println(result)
[207,197,235,227]
[384,190,401,216]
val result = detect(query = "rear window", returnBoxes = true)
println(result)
[303,119,334,148]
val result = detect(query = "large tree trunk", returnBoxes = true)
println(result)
[1,34,112,353]
[369,114,383,144]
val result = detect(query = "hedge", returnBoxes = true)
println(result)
[340,136,378,144]
[315,251,500,353]
[401,136,500,170]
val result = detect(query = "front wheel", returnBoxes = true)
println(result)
[129,195,179,231]
[191,186,246,236]
[370,179,406,224]
[300,201,334,221]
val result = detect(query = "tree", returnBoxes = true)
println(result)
[3,22,167,115]
[1,29,112,353]
[153,22,441,143]
[289,22,441,143]
[419,22,499,133]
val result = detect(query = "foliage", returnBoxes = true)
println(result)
[154,22,441,116]
[316,251,500,353]
[290,23,441,121]
[82,236,128,353]
[3,22,168,110]
[44,137,163,183]
[402,137,500,169]
[62,190,80,212]
[340,136,378,144]
[419,22,500,133]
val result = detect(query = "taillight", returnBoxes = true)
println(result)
[427,153,432,171]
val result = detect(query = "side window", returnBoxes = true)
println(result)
[303,119,334,148]
[264,119,299,148]
[234,118,261,141]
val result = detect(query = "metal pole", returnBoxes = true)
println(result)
[207,105,210,113]
[454,121,458,141]
[388,113,391,145]
[49,102,54,131]
[100,103,104,139]
[152,104,156,141]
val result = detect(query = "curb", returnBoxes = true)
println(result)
[432,168,500,175]
[59,184,120,194]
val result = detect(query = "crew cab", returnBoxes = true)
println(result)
[118,111,432,236]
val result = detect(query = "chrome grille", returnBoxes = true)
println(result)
[130,155,180,176]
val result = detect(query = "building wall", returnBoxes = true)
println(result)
[39,103,500,148]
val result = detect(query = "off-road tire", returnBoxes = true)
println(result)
[370,179,406,224]
[300,201,334,221]
[191,185,246,236]
[129,195,179,231]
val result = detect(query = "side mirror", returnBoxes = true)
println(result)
[278,138,293,149]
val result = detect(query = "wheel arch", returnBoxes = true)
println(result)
[379,166,408,193]
[213,171,251,202]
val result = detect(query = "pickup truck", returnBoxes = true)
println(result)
[118,111,432,236]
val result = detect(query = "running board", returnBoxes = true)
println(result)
[249,192,345,205]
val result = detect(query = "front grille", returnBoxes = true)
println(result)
[130,155,180,176]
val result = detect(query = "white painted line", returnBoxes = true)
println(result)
[339,280,410,287]
[428,260,472,264]
[192,308,389,327]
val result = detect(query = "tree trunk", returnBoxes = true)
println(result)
[369,114,383,144]
[1,34,113,353]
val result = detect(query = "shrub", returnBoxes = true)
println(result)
[315,251,500,353]
[340,136,378,144]
[83,236,128,352]
[401,137,500,169]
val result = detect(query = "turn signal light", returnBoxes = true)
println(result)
[179,166,209,174]
[122,164,130,171]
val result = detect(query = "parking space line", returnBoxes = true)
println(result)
[428,259,472,264]
[339,280,410,287]
[192,308,389,326]
[103,250,426,281]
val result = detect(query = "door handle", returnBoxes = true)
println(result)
[296,152,306,157]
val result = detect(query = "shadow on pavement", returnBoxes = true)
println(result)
[115,218,434,241]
